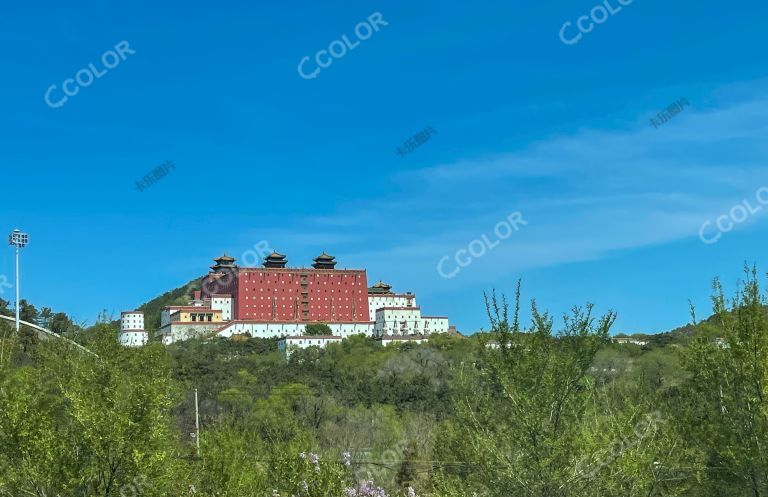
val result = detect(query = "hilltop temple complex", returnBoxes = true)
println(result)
[119,252,451,351]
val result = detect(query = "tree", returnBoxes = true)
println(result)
[17,325,39,358]
[305,323,333,336]
[19,299,38,324]
[673,266,768,496]
[395,441,418,488]
[96,309,114,323]
[0,327,187,497]
[0,319,15,367]
[50,312,73,335]
[0,298,12,317]
[435,286,615,497]
[39,307,53,329]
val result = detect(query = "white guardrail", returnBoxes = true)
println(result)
[0,314,97,356]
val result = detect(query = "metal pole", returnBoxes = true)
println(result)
[14,246,19,332]
[194,388,201,457]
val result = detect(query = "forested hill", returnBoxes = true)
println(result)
[132,277,202,330]
[630,304,766,347]
[118,264,768,341]
[4,269,768,495]
[125,274,723,339]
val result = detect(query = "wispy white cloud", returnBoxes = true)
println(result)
[252,86,768,291]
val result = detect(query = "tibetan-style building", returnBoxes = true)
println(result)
[155,252,450,345]
[201,251,369,324]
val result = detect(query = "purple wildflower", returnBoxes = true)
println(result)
[348,481,388,497]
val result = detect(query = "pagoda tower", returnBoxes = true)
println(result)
[263,252,288,268]
[368,280,393,294]
[312,252,337,269]
[210,253,237,273]
[204,253,239,305]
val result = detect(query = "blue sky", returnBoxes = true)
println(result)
[1,0,768,334]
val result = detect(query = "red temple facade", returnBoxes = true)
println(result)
[202,252,370,323]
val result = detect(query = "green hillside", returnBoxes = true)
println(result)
[134,277,202,332]
[4,269,768,496]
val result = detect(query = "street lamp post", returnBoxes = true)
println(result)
[8,229,29,332]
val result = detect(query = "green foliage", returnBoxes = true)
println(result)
[673,266,768,496]
[135,277,202,331]
[305,323,333,336]
[6,268,768,496]
[436,286,615,496]
[0,328,187,497]
[0,299,11,317]
[0,320,14,367]
[271,452,348,497]
[49,311,74,334]
[19,299,38,323]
